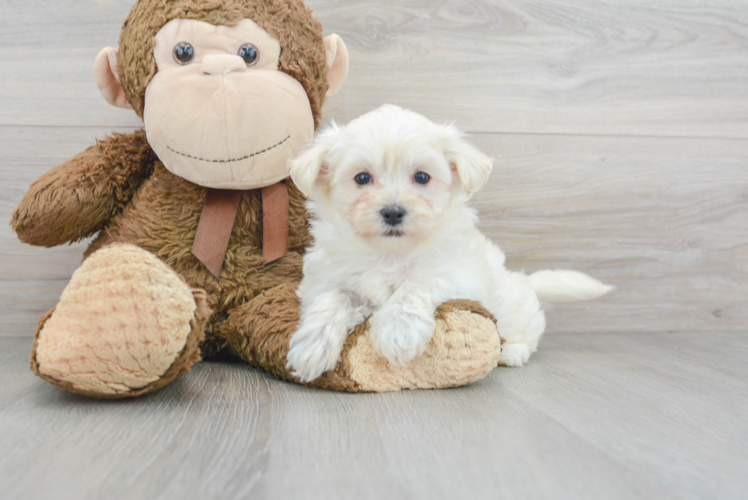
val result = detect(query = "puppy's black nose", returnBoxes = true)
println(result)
[380,205,406,226]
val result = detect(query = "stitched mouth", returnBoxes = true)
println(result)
[166,135,291,163]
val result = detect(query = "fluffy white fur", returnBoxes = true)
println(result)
[286,105,612,382]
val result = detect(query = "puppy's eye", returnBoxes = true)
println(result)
[238,43,259,66]
[355,173,373,185]
[173,42,195,65]
[414,172,431,185]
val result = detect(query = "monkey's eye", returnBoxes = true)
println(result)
[355,173,373,185]
[238,43,259,66]
[173,42,195,65]
[414,172,431,185]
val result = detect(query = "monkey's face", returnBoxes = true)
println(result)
[143,19,315,189]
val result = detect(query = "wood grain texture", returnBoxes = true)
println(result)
[317,0,748,138]
[471,133,748,334]
[1,0,747,137]
[1,333,746,500]
[0,281,67,337]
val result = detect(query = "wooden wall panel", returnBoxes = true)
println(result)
[0,0,746,336]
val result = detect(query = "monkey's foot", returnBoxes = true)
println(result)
[221,284,501,392]
[332,300,502,392]
[31,244,210,398]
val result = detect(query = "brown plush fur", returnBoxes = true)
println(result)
[12,130,156,247]
[119,0,329,126]
[14,131,502,397]
[217,284,499,393]
[12,0,502,398]
[12,0,328,396]
[83,143,312,357]
[16,132,312,390]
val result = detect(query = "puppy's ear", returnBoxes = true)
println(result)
[288,124,342,197]
[440,125,494,195]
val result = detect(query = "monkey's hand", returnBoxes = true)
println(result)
[11,130,155,247]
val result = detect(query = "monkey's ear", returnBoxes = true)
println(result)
[288,124,342,197]
[93,47,132,109]
[324,35,349,99]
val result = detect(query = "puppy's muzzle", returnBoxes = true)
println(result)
[380,205,406,227]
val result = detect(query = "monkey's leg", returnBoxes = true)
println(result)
[219,284,502,392]
[31,244,211,399]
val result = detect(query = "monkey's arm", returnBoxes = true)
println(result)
[11,130,155,247]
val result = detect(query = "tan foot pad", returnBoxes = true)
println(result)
[314,300,502,392]
[348,304,501,391]
[32,244,207,397]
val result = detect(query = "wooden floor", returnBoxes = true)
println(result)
[1,0,747,498]
[2,334,747,500]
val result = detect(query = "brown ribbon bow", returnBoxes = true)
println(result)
[192,182,289,279]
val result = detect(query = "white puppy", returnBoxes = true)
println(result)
[286,105,611,382]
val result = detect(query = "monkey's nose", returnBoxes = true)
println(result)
[380,205,407,226]
[201,55,246,76]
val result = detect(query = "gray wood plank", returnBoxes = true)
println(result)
[0,333,746,500]
[2,126,745,336]
[0,280,67,338]
[469,133,748,335]
[319,0,748,138]
[1,1,747,137]
[501,333,748,499]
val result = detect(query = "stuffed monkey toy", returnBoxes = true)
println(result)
[11,0,502,398]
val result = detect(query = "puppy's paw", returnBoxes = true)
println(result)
[498,342,532,367]
[369,305,436,366]
[287,329,344,383]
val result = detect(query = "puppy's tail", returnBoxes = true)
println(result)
[529,270,613,304]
